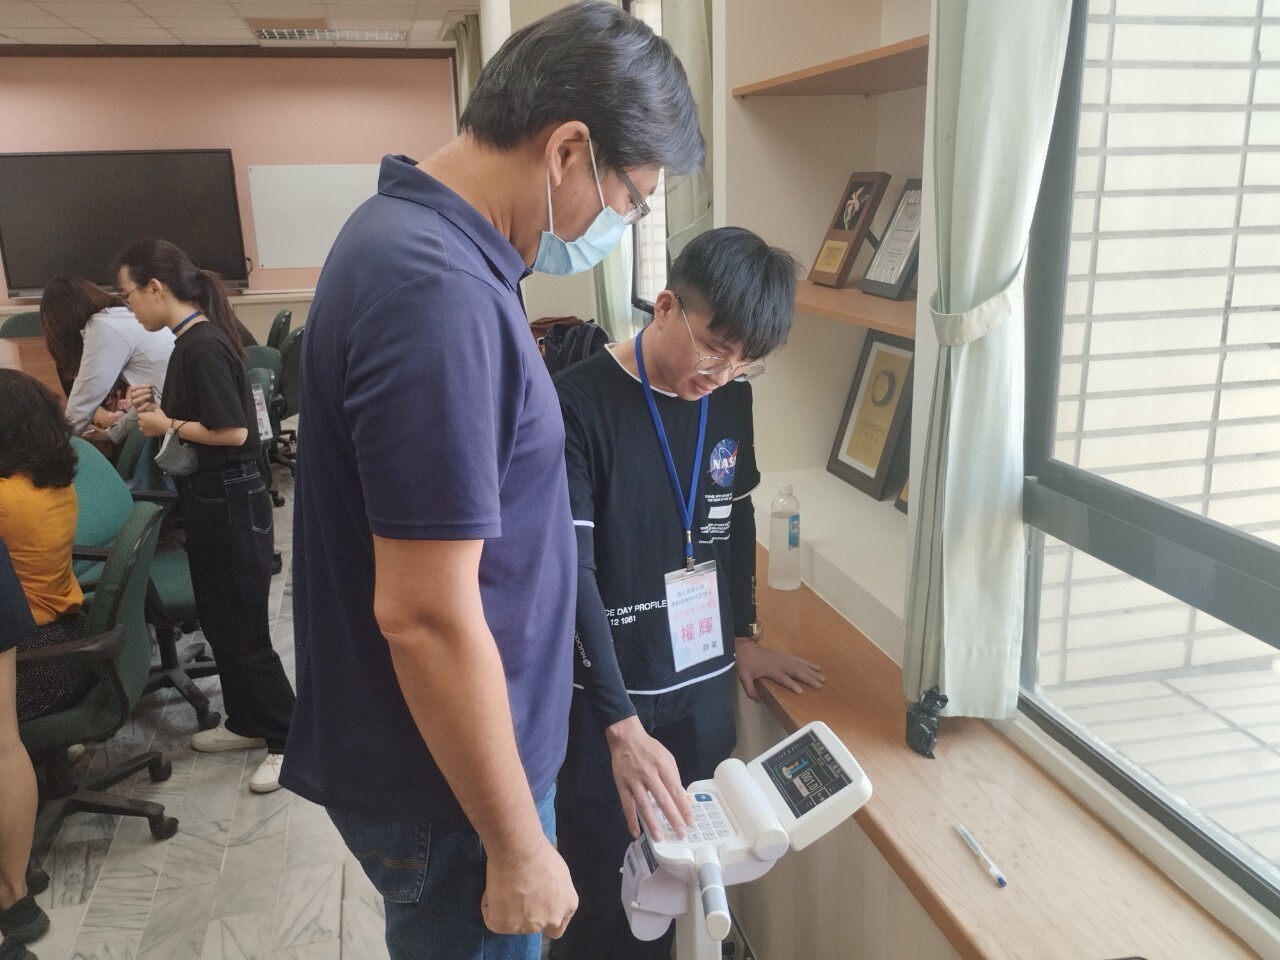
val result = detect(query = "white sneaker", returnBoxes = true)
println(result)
[190,721,267,754]
[248,753,285,794]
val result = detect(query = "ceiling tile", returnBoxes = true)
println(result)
[328,18,410,30]
[232,3,326,16]
[416,3,468,16]
[178,36,252,43]
[166,25,254,38]
[0,14,61,27]
[326,4,415,15]
[0,25,93,38]
[91,28,181,41]
[34,2,140,15]
[58,16,163,29]
[135,2,240,16]
[151,15,245,27]
[0,2,46,14]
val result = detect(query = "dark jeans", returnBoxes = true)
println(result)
[179,461,294,751]
[327,787,556,960]
[551,669,737,960]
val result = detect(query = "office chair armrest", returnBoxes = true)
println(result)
[71,545,111,562]
[16,624,126,665]
[131,488,179,505]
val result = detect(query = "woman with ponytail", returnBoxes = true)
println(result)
[113,239,294,794]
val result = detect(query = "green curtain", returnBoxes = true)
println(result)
[661,0,713,258]
[453,14,482,117]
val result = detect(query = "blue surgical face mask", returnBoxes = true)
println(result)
[532,139,629,276]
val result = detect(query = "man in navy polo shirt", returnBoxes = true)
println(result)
[281,4,703,959]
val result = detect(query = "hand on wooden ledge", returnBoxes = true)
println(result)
[735,640,825,701]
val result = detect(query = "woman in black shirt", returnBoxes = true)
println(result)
[114,239,294,794]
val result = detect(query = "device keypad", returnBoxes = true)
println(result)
[656,792,732,845]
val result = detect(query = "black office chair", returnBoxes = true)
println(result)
[20,501,179,872]
[266,308,292,351]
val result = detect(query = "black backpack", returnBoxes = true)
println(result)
[541,320,611,376]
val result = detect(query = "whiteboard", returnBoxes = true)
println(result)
[247,163,380,270]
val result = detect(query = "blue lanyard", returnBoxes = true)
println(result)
[635,326,707,572]
[173,309,202,336]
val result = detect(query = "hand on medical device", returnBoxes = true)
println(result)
[606,715,694,841]
[735,641,824,701]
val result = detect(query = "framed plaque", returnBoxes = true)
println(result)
[807,172,890,288]
[859,178,922,300]
[827,330,914,499]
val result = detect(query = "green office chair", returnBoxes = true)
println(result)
[266,308,292,351]
[244,344,282,382]
[274,326,304,470]
[113,417,167,493]
[0,311,42,338]
[247,365,286,510]
[20,500,179,873]
[70,436,220,730]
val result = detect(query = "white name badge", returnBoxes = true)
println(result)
[664,560,723,673]
[251,384,274,442]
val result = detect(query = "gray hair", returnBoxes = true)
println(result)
[460,1,704,177]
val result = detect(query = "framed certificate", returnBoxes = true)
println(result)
[859,178,922,301]
[807,172,890,288]
[827,330,914,499]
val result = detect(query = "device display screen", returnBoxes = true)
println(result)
[763,730,853,818]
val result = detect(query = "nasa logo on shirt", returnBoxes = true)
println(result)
[709,439,738,487]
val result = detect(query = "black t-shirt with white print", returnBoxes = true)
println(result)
[160,321,260,474]
[556,346,760,728]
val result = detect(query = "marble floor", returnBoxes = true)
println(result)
[29,460,393,960]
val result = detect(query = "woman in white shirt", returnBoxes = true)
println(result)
[39,277,174,436]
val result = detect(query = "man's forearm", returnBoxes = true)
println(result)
[384,620,542,858]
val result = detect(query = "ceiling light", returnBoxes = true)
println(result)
[255,28,408,42]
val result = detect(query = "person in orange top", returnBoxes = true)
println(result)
[0,370,92,722]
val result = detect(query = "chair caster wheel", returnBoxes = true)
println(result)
[149,816,179,840]
[271,492,286,508]
[271,553,283,576]
[26,866,49,897]
[198,711,222,730]
[149,759,173,782]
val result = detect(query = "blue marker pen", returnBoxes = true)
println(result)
[954,822,1007,888]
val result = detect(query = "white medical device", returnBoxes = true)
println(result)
[621,721,872,959]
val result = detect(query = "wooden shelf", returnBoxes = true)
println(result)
[795,281,916,339]
[742,554,1262,960]
[733,34,928,99]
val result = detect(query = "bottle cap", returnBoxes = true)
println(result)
[778,481,793,495]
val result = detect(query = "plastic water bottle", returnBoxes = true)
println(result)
[768,482,801,590]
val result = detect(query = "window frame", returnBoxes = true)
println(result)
[1021,0,1280,915]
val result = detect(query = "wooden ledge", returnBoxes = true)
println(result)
[754,543,1259,960]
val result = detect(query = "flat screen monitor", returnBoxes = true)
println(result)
[0,149,248,298]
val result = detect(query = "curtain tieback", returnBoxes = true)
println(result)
[928,258,1026,347]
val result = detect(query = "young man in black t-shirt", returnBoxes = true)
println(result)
[552,228,825,959]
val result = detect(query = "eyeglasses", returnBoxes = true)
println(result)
[615,167,651,226]
[118,285,140,303]
[675,295,766,382]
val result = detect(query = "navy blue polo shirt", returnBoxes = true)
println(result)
[281,155,576,826]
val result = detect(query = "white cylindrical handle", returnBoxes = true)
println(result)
[696,860,730,941]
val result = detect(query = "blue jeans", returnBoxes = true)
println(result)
[328,786,557,960]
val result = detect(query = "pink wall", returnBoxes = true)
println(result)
[0,55,456,304]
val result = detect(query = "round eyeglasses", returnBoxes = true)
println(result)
[676,295,766,382]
